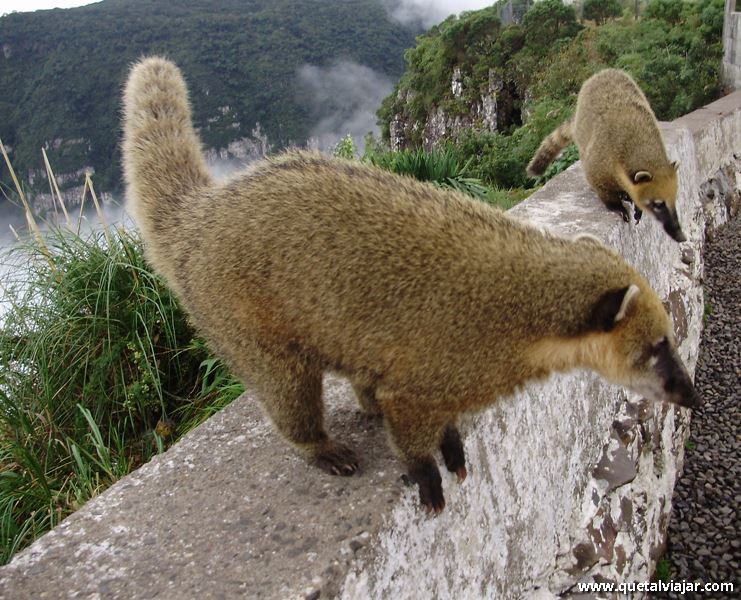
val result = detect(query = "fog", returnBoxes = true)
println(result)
[298,60,394,153]
[383,0,495,28]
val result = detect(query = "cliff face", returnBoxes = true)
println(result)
[389,68,514,151]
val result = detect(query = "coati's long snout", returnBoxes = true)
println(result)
[622,337,701,408]
[653,204,687,243]
[586,283,700,408]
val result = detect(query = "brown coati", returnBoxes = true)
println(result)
[123,57,700,514]
[527,69,686,243]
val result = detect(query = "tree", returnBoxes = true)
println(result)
[583,0,622,25]
[644,0,683,24]
[522,0,582,56]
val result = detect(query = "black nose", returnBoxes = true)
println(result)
[672,229,687,243]
[670,379,702,409]
[675,390,702,409]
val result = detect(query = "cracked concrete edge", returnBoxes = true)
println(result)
[1,94,739,600]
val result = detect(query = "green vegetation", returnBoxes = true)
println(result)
[378,0,725,191]
[0,152,243,563]
[0,0,415,195]
[583,0,623,25]
[654,557,673,582]
[334,134,510,207]
[365,146,490,202]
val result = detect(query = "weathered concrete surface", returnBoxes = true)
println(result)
[722,0,741,90]
[1,94,740,599]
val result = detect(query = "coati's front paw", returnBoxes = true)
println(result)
[408,459,445,514]
[440,425,467,483]
[314,442,359,476]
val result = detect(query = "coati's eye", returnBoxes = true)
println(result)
[650,337,669,355]
[650,200,666,214]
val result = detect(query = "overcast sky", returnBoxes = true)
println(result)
[1,1,96,14]
[2,1,495,22]
[383,1,495,27]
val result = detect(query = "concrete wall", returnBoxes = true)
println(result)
[1,92,740,600]
[723,0,741,89]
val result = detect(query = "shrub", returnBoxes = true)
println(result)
[0,219,242,564]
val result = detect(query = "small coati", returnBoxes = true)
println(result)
[527,69,687,242]
[123,58,700,513]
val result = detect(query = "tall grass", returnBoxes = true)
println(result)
[365,145,491,201]
[361,143,528,209]
[0,142,243,564]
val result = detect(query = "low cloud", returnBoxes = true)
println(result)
[383,0,494,28]
[297,60,394,152]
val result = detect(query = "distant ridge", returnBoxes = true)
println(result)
[0,0,415,194]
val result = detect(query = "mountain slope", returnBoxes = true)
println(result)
[0,0,415,194]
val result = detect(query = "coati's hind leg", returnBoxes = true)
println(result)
[242,344,358,476]
[351,382,383,417]
[379,394,452,514]
[440,423,467,483]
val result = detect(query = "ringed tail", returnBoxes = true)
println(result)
[122,56,213,230]
[526,118,574,178]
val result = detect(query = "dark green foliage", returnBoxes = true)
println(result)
[583,0,623,25]
[0,225,243,563]
[538,0,725,121]
[645,0,683,24]
[521,0,582,56]
[454,97,574,188]
[0,0,415,195]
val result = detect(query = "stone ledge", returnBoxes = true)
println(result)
[1,95,740,599]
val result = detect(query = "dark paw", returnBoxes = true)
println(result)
[606,200,631,223]
[634,206,643,223]
[314,443,359,476]
[408,459,445,514]
[619,205,631,223]
[440,425,467,483]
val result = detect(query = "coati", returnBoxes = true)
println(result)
[527,69,687,242]
[123,57,700,514]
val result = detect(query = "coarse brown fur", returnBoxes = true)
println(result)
[527,69,686,242]
[123,58,699,513]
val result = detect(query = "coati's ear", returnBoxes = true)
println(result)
[588,284,641,332]
[633,171,653,184]
[671,161,679,171]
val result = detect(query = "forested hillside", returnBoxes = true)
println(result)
[378,0,725,191]
[0,0,415,193]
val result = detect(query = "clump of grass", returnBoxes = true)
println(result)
[365,145,490,201]
[0,142,243,564]
[485,187,532,211]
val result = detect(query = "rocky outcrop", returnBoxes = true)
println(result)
[391,69,511,151]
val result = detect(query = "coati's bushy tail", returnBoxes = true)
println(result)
[526,118,574,178]
[122,57,212,230]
